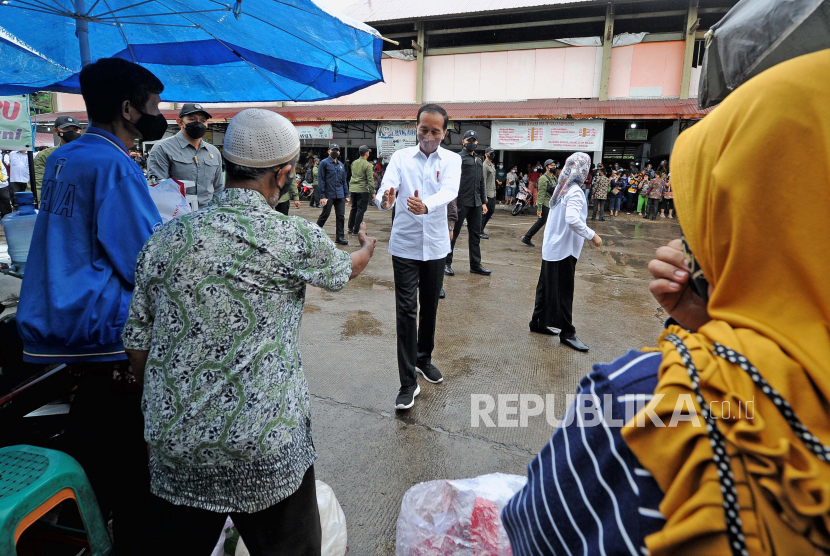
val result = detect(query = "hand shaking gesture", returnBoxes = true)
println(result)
[407,190,427,215]
[380,187,396,210]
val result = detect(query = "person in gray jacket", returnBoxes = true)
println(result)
[480,147,497,238]
[146,103,222,208]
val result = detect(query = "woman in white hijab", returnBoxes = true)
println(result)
[529,152,602,351]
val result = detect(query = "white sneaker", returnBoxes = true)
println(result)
[660,213,666,218]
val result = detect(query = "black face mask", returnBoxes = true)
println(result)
[59,131,81,143]
[184,122,207,139]
[133,111,168,141]
[464,142,476,153]
[330,151,340,160]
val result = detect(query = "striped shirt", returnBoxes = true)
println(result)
[502,350,666,556]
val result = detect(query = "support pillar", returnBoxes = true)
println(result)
[680,0,699,99]
[415,22,426,104]
[598,2,615,101]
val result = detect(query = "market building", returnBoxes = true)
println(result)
[41,0,733,170]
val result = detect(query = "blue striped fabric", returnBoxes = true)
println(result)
[502,350,666,556]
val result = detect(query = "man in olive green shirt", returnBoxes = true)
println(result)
[309,159,321,208]
[275,175,301,215]
[521,159,557,247]
[347,145,375,235]
[34,115,83,191]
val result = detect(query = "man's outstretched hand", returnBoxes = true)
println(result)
[381,187,396,210]
[647,238,711,332]
[407,190,427,215]
[357,222,377,252]
[350,222,377,280]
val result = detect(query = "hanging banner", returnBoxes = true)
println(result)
[0,95,34,150]
[376,122,417,156]
[294,122,333,140]
[491,119,604,151]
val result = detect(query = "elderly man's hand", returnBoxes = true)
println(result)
[357,223,377,253]
[407,190,427,215]
[648,238,711,332]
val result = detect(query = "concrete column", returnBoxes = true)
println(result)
[415,22,426,104]
[598,2,615,102]
[680,0,699,100]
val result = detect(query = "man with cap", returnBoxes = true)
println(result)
[480,146,497,238]
[34,115,83,191]
[348,145,375,235]
[445,129,490,277]
[124,108,378,553]
[146,102,223,208]
[316,143,349,245]
[521,159,557,247]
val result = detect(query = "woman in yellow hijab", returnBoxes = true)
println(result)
[503,48,830,556]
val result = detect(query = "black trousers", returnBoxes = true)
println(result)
[646,197,660,219]
[532,257,577,338]
[0,186,12,216]
[481,197,496,231]
[524,205,549,240]
[317,197,346,240]
[446,204,483,269]
[309,186,320,207]
[625,191,639,211]
[591,199,605,219]
[392,256,445,390]
[275,200,290,215]
[347,192,371,232]
[145,465,322,556]
[59,365,152,556]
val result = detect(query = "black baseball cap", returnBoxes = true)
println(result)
[485,147,494,155]
[55,115,81,130]
[178,103,212,119]
[463,130,478,141]
[359,145,370,155]
[329,143,340,151]
[544,159,555,167]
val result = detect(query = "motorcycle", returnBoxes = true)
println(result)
[512,183,533,216]
[297,176,314,200]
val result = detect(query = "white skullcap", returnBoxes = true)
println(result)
[222,109,300,168]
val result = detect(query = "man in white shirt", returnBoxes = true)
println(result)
[0,159,10,216]
[531,152,602,352]
[375,104,461,409]
[8,150,30,196]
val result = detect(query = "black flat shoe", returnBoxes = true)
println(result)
[444,264,454,276]
[529,321,560,336]
[480,232,490,239]
[335,239,349,245]
[439,289,446,299]
[521,236,535,247]
[561,335,589,352]
[470,266,492,276]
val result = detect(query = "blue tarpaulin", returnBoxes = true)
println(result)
[0,0,384,102]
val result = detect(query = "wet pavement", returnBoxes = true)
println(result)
[298,203,681,555]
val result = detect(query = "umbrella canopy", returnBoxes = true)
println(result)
[0,0,384,102]
[698,0,830,109]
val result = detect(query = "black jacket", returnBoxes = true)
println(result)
[457,149,486,207]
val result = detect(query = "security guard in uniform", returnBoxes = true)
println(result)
[146,103,223,208]
[445,130,490,276]
[317,143,349,245]
[521,159,557,247]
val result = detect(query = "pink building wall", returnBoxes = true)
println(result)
[608,41,685,98]
[321,58,417,104]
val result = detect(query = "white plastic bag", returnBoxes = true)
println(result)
[148,178,192,223]
[211,517,235,556]
[235,479,348,556]
[395,473,527,556]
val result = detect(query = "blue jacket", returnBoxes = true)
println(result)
[317,156,348,200]
[16,127,162,363]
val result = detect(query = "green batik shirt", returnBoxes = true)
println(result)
[123,188,352,513]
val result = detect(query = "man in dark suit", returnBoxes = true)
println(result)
[317,143,349,245]
[444,130,491,277]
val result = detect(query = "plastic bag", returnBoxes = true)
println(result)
[235,479,348,556]
[210,517,235,556]
[148,178,192,223]
[395,473,527,556]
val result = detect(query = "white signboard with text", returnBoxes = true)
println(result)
[376,122,417,156]
[294,122,333,140]
[0,95,34,150]
[491,120,604,151]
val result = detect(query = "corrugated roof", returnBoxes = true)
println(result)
[41,98,712,125]
[343,0,597,24]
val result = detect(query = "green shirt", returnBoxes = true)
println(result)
[312,166,318,185]
[349,157,374,194]
[536,172,557,208]
[123,188,352,513]
[34,145,60,190]
[277,177,300,204]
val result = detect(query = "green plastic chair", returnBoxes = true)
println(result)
[0,445,113,556]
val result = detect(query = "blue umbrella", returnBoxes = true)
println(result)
[0,0,386,101]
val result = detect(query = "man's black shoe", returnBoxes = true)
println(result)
[416,363,443,384]
[335,238,349,245]
[444,264,455,276]
[347,229,354,235]
[395,384,421,410]
[470,266,492,276]
[480,232,490,240]
[439,289,446,299]
[529,321,560,336]
[561,335,589,352]
[598,217,606,221]
[521,236,535,247]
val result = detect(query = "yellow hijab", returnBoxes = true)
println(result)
[622,49,830,556]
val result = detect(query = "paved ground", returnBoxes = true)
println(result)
[298,203,681,555]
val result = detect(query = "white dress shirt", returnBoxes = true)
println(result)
[375,145,461,261]
[8,151,29,183]
[542,186,596,262]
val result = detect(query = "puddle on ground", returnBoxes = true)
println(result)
[304,304,321,313]
[348,275,395,292]
[341,310,383,339]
